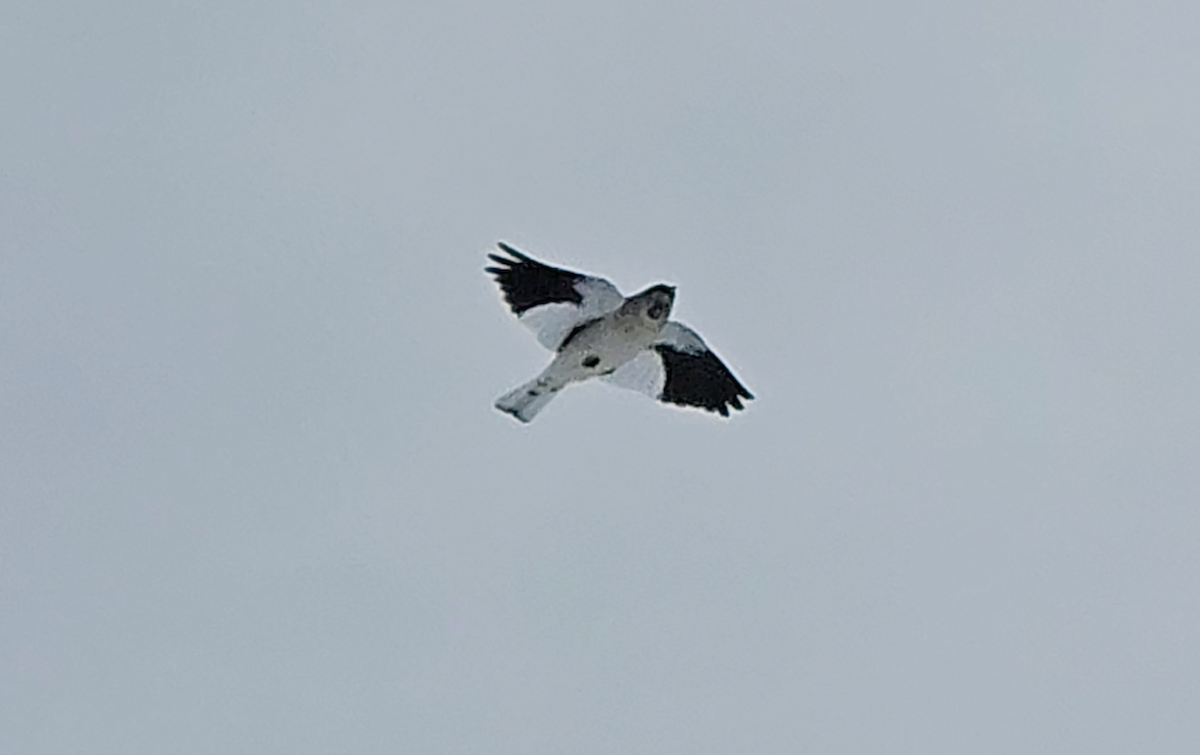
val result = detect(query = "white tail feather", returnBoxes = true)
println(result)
[494,378,560,423]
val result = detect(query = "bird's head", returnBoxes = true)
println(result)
[624,284,676,325]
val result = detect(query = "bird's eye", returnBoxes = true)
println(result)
[647,303,665,319]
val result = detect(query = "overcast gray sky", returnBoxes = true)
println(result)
[4,1,1200,752]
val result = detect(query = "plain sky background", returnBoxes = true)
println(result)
[3,1,1199,752]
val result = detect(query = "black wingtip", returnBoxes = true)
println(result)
[485,243,587,316]
[495,242,530,261]
[653,343,754,418]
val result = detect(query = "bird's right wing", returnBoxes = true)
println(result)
[603,321,753,417]
[487,243,624,350]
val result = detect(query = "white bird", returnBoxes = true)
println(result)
[487,243,753,423]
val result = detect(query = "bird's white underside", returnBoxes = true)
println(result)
[513,286,712,404]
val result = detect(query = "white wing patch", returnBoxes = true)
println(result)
[518,302,588,351]
[576,276,626,316]
[656,321,708,353]
[601,322,709,400]
[518,277,624,350]
[600,349,666,398]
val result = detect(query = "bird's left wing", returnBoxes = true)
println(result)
[487,242,624,350]
[603,321,753,417]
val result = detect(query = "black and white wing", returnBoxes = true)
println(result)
[487,242,625,350]
[603,321,753,417]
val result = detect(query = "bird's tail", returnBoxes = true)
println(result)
[495,376,561,423]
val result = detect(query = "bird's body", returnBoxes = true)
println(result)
[487,243,753,423]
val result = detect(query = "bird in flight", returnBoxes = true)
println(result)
[486,242,753,423]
